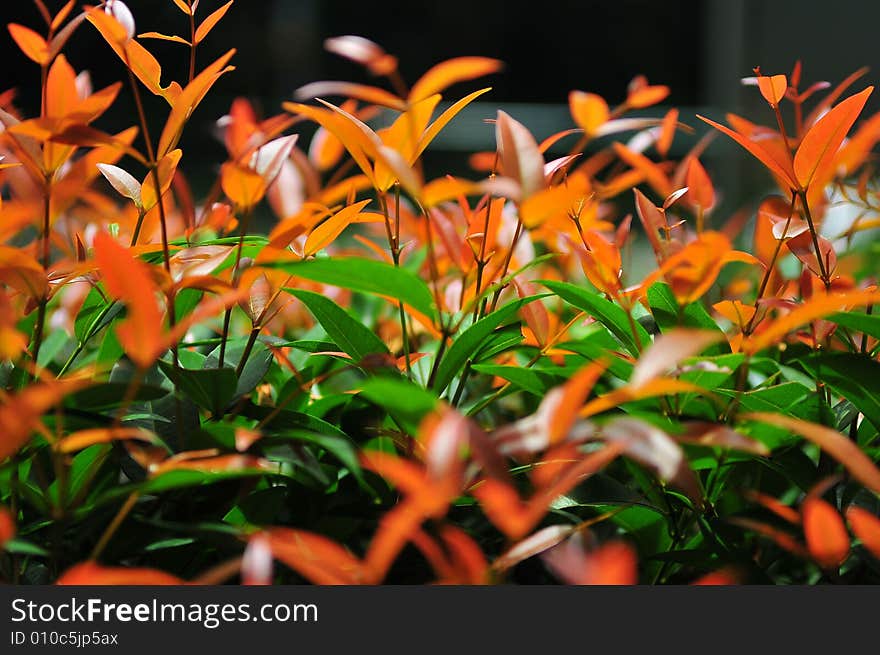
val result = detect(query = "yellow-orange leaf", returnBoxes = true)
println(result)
[303,199,372,256]
[266,527,372,584]
[569,91,609,135]
[409,56,503,103]
[743,288,880,353]
[757,74,788,107]
[802,498,849,569]
[55,427,160,454]
[8,24,49,65]
[195,0,234,44]
[140,149,182,211]
[295,81,406,111]
[221,161,266,209]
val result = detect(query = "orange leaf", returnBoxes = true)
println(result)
[757,74,788,107]
[744,413,880,494]
[543,537,638,585]
[0,246,48,299]
[221,161,266,209]
[194,0,234,44]
[157,49,236,157]
[578,230,622,296]
[266,527,371,584]
[93,231,165,369]
[57,562,184,585]
[414,87,492,161]
[697,114,797,189]
[611,142,672,197]
[8,24,49,65]
[685,157,715,212]
[656,108,679,158]
[409,56,503,102]
[304,199,372,256]
[846,506,880,559]
[794,87,872,189]
[627,82,670,108]
[140,149,182,211]
[139,32,190,46]
[569,91,609,136]
[802,498,849,569]
[743,288,880,353]
[55,427,160,454]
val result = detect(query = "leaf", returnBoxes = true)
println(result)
[0,506,15,547]
[685,157,715,211]
[265,528,372,584]
[539,279,650,357]
[55,427,161,454]
[57,562,184,585]
[744,413,880,494]
[543,537,638,585]
[93,232,165,369]
[8,24,49,65]
[303,199,372,256]
[794,87,872,189]
[158,49,236,157]
[221,161,266,209]
[846,506,880,559]
[697,114,797,188]
[194,0,233,44]
[647,282,725,339]
[414,88,492,160]
[139,32,191,45]
[630,329,722,389]
[359,377,439,426]
[290,288,389,361]
[743,289,880,354]
[796,353,880,431]
[97,162,142,207]
[433,297,535,394]
[158,361,238,415]
[295,81,406,110]
[757,74,788,106]
[802,498,849,568]
[569,91,609,135]
[495,110,545,199]
[271,256,435,319]
[409,56,503,102]
[492,525,575,572]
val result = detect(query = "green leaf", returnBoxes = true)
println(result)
[359,377,439,425]
[797,353,880,431]
[433,297,537,394]
[290,289,389,362]
[828,310,880,341]
[66,382,168,410]
[271,430,370,490]
[539,280,649,357]
[470,364,558,396]
[158,360,237,415]
[647,282,727,353]
[274,256,436,319]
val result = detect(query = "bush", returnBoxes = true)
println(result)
[1,1,880,585]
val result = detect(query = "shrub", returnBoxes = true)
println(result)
[1,1,880,585]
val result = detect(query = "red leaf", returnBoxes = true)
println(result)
[802,498,849,569]
[846,506,880,560]
[57,562,184,585]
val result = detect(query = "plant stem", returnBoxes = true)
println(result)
[797,189,831,289]
[90,491,140,561]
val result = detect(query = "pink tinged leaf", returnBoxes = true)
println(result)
[242,534,274,585]
[97,162,142,208]
[423,408,469,485]
[250,134,299,186]
[786,231,836,278]
[324,35,397,76]
[543,534,638,585]
[629,329,722,389]
[677,423,770,456]
[294,81,406,111]
[602,417,702,506]
[492,525,575,572]
[495,110,545,200]
[104,0,136,42]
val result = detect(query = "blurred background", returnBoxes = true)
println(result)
[2,0,878,206]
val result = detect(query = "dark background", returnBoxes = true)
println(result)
[1,0,878,199]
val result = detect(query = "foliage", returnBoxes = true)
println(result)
[2,1,880,585]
